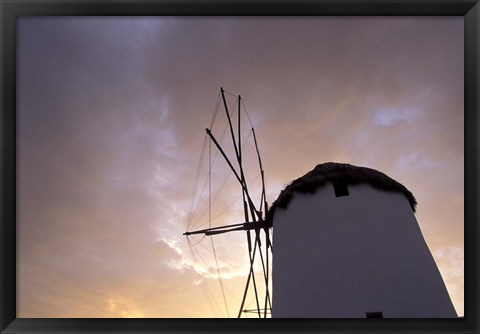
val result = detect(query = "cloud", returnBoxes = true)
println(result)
[433,246,464,316]
[17,16,463,317]
[395,151,445,172]
[372,108,418,127]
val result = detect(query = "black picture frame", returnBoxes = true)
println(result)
[1,1,478,333]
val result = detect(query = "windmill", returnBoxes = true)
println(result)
[269,162,458,318]
[184,87,272,318]
[183,89,457,318]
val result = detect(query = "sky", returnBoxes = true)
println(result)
[17,17,464,318]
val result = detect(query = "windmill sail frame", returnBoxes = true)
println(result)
[184,88,273,318]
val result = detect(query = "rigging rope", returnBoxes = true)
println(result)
[189,235,247,316]
[209,93,222,130]
[240,100,254,128]
[210,236,231,317]
[194,239,242,269]
[209,138,230,318]
[185,89,273,318]
[187,135,209,231]
[209,172,261,223]
[223,89,238,98]
[188,129,254,231]
[188,94,229,231]
[186,236,223,316]
[187,122,230,231]
[189,169,261,232]
[187,234,245,311]
[238,230,261,318]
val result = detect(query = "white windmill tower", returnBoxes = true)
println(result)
[268,162,457,318]
[185,90,457,318]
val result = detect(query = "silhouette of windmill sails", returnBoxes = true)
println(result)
[184,88,272,318]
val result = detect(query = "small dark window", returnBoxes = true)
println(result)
[333,182,349,197]
[366,312,383,318]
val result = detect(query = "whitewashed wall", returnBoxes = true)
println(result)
[272,182,457,318]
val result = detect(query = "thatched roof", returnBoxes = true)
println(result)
[266,162,417,222]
